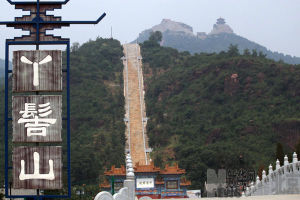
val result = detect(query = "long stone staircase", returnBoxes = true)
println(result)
[122,43,150,166]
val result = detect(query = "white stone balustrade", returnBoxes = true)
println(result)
[245,152,300,196]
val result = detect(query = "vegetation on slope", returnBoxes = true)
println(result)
[141,33,300,189]
[0,59,5,78]
[69,38,125,185]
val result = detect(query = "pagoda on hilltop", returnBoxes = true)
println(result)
[210,17,234,35]
[101,162,191,199]
[216,17,226,25]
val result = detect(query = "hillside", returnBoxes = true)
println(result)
[141,37,300,189]
[136,18,300,64]
[1,36,299,194]
[0,59,12,85]
[0,59,5,79]
[0,38,126,187]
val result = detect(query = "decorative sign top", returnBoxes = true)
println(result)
[7,0,70,5]
[0,0,106,42]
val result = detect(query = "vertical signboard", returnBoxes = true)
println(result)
[12,51,63,189]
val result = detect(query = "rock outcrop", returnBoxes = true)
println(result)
[150,19,194,36]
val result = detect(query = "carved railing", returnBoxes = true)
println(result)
[244,152,300,196]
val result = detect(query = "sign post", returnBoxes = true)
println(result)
[0,0,106,199]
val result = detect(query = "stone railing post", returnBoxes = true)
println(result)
[275,159,280,170]
[293,152,298,163]
[284,155,290,174]
[124,153,135,200]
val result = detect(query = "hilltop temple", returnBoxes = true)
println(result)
[209,17,234,35]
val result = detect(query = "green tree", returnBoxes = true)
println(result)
[227,44,239,57]
[149,31,162,43]
[259,51,267,58]
[243,48,251,56]
[252,49,258,57]
[276,143,284,166]
[71,42,80,52]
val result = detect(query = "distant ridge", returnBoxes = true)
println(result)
[135,18,300,64]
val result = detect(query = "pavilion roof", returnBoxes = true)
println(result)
[160,163,186,175]
[100,179,111,188]
[180,177,192,186]
[104,165,126,176]
[134,162,160,173]
[155,180,164,185]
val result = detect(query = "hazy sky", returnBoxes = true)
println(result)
[0,0,300,59]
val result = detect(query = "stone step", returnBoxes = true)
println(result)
[123,43,150,166]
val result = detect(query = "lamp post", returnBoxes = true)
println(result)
[111,176,115,195]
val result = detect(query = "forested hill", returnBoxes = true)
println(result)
[0,59,12,85]
[141,36,300,189]
[0,38,126,186]
[69,38,125,185]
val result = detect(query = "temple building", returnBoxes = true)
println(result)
[100,162,191,199]
[209,17,234,35]
[216,17,226,25]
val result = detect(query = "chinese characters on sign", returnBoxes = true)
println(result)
[13,146,62,189]
[18,102,57,137]
[13,50,62,92]
[136,178,155,189]
[227,168,256,188]
[13,96,62,143]
[12,50,63,190]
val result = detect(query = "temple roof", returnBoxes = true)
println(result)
[160,164,186,175]
[155,180,164,185]
[104,165,126,176]
[216,17,226,24]
[100,179,111,188]
[180,177,192,186]
[134,162,160,173]
[104,163,187,176]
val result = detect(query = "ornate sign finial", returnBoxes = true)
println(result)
[0,0,106,42]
